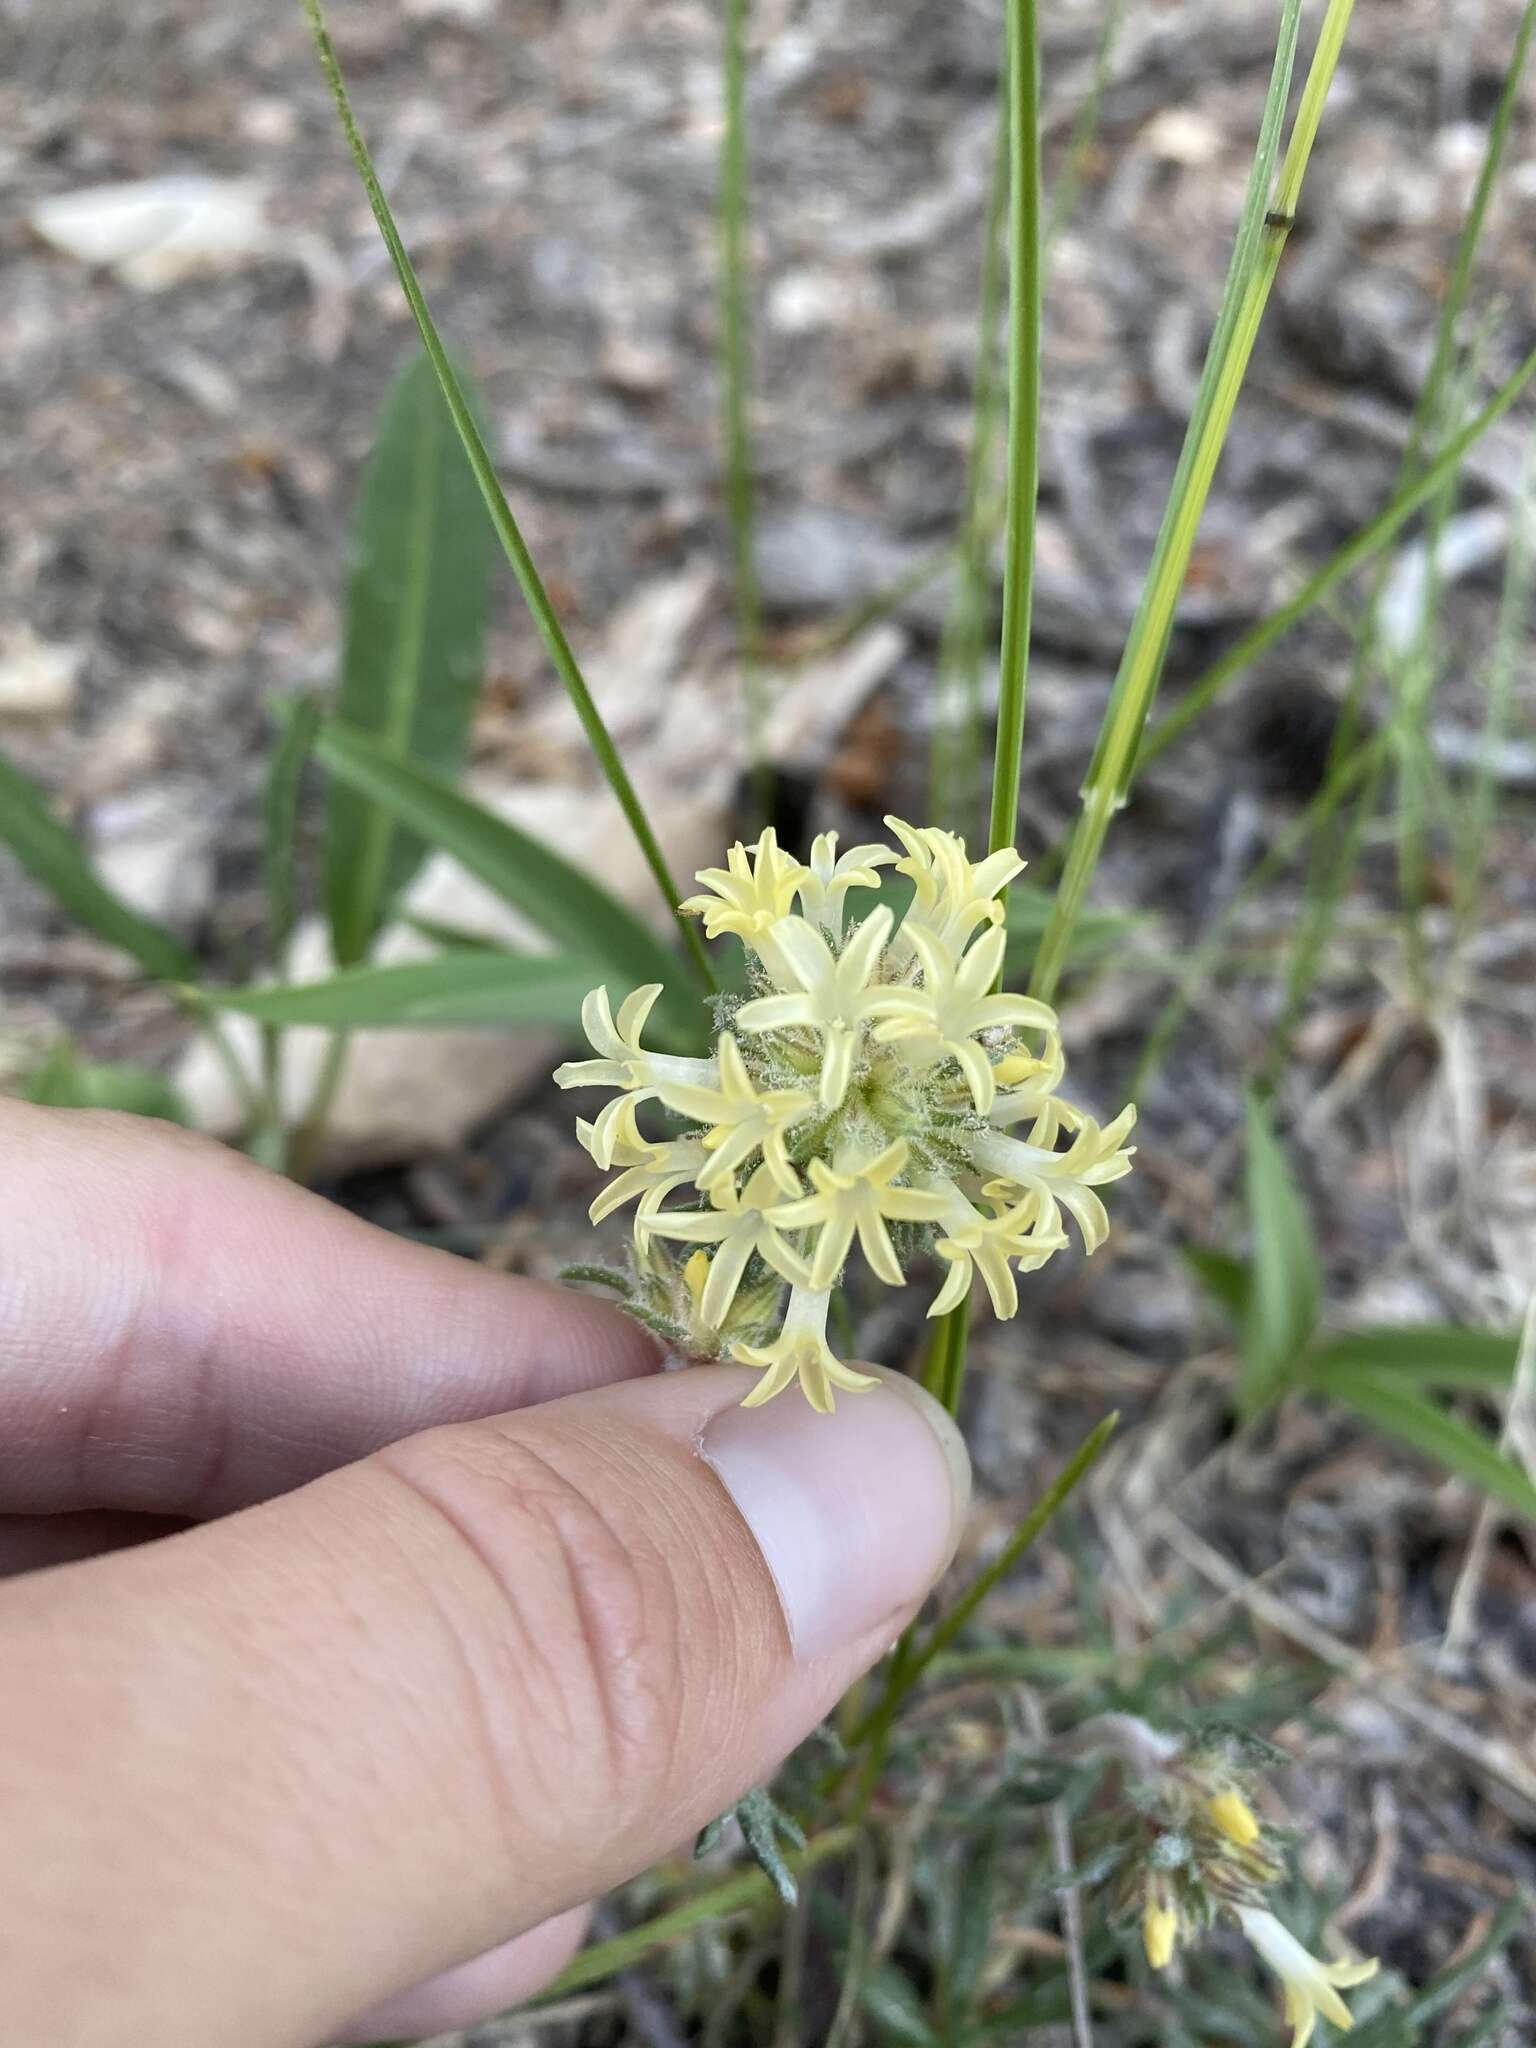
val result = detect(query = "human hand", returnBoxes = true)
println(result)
[0,1103,969,2047]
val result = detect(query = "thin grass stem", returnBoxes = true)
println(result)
[1137,344,1536,768]
[297,0,715,993]
[1044,0,1126,254]
[1276,0,1534,1039]
[938,0,1043,1427]
[848,1414,1117,1784]
[537,1829,858,1999]
[1026,0,1316,1007]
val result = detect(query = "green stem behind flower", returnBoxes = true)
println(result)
[846,1414,1117,1814]
[1027,0,1345,1009]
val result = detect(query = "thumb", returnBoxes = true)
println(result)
[0,1361,968,2048]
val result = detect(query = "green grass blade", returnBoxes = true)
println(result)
[324,351,492,965]
[944,1822,999,2028]
[1322,1371,1536,1519]
[1409,0,1536,481]
[858,1966,941,2048]
[538,1830,858,1999]
[315,722,706,1045]
[1240,1093,1322,1412]
[264,692,321,965]
[939,0,1043,1429]
[297,0,714,993]
[1026,0,1314,1006]
[1137,344,1536,769]
[0,748,194,983]
[1303,1326,1520,1391]
[986,0,1044,861]
[1183,1247,1252,1326]
[200,950,596,1030]
[1275,2,1535,1044]
[853,1414,1117,1752]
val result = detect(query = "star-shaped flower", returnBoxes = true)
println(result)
[642,1160,812,1328]
[885,816,1025,956]
[681,828,807,943]
[554,984,720,1165]
[577,1096,708,1224]
[1235,1908,1378,2048]
[659,1032,813,1198]
[769,1137,949,1291]
[927,1187,1067,1320]
[870,923,1057,1113]
[731,1283,880,1413]
[967,1102,1137,1253]
[735,906,896,1111]
[793,831,895,941]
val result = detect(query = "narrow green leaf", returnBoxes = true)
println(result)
[0,748,194,983]
[859,1965,940,2048]
[1183,1246,1253,1326]
[325,352,492,965]
[1139,342,1536,771]
[315,723,705,1045]
[856,1413,1118,1745]
[201,950,596,1030]
[1240,1094,1321,1411]
[733,1786,807,1908]
[264,692,321,963]
[946,1824,998,2025]
[402,913,502,954]
[23,1041,190,1123]
[1304,1326,1519,1391]
[539,1830,858,1998]
[1325,1372,1536,1519]
[1028,0,1312,1006]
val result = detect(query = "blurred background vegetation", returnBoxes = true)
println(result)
[1,0,1534,2040]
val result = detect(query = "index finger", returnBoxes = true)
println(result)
[0,1102,657,1519]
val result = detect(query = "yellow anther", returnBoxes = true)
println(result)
[1208,1788,1261,1847]
[1143,1893,1178,1971]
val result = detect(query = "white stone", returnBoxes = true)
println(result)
[30,177,268,291]
[0,626,81,720]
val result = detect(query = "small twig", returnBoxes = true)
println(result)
[1441,1286,1536,1665]
[1020,1687,1095,2048]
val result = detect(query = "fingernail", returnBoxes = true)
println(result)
[701,1367,971,1661]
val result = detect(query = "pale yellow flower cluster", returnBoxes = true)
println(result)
[1141,1785,1379,2047]
[555,818,1136,1411]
